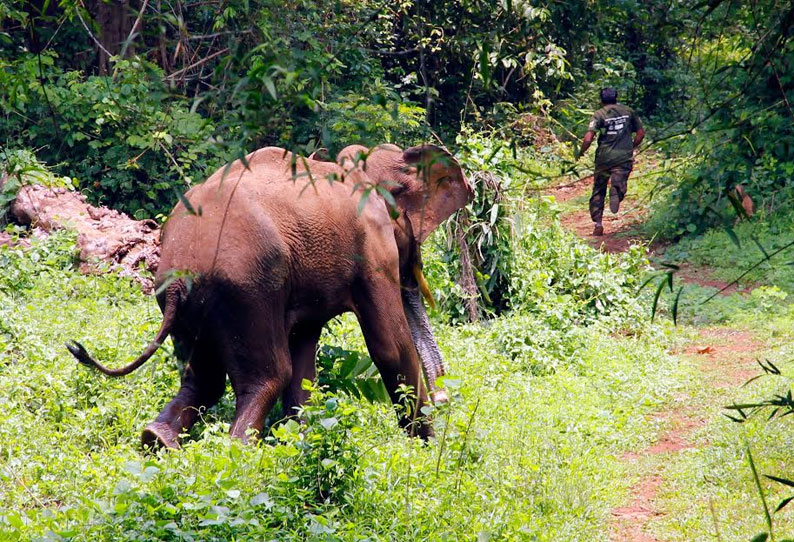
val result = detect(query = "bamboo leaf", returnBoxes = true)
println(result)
[672,285,684,325]
[775,496,794,513]
[747,446,773,536]
[478,41,491,87]
[764,474,794,489]
[651,277,666,322]
[357,187,373,215]
[172,187,199,216]
[724,224,741,248]
[752,235,771,261]
[264,76,277,100]
[638,272,662,293]
[726,189,748,219]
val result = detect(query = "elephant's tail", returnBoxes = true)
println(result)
[66,281,184,377]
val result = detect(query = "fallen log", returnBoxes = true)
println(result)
[11,185,161,292]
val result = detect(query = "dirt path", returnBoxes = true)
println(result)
[548,175,651,253]
[607,326,765,541]
[546,178,767,541]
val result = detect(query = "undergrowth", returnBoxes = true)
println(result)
[0,215,680,541]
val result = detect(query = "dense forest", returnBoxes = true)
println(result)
[2,1,794,541]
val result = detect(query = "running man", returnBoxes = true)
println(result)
[577,87,644,236]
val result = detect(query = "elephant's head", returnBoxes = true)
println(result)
[338,144,473,244]
[337,143,473,402]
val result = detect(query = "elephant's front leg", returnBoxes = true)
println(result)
[142,356,226,450]
[354,280,433,439]
[283,323,323,417]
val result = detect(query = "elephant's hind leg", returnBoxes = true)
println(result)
[142,337,227,450]
[282,323,323,418]
[225,320,292,442]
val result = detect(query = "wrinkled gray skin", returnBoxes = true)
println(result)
[401,288,448,401]
[336,144,450,401]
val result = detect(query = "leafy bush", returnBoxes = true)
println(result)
[424,128,574,322]
[1,55,222,218]
[316,345,389,404]
[319,89,427,153]
[270,382,366,508]
[0,229,78,293]
[425,175,649,329]
[509,215,649,327]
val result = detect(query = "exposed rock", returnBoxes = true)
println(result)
[11,185,160,292]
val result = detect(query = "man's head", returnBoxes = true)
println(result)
[600,87,618,105]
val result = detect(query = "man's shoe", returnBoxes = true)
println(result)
[593,224,604,236]
[609,185,620,213]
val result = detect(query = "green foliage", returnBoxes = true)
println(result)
[509,216,649,326]
[0,226,685,541]
[316,345,390,404]
[0,229,78,293]
[319,89,427,153]
[271,382,366,507]
[425,163,649,329]
[1,55,221,217]
[660,208,794,292]
[643,1,794,237]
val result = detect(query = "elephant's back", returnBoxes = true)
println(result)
[157,180,290,293]
[157,148,393,305]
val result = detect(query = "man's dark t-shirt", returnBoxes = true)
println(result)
[587,104,643,168]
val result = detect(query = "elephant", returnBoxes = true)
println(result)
[67,143,473,449]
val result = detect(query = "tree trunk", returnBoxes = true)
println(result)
[456,218,480,322]
[88,0,134,74]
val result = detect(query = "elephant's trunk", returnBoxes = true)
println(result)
[402,276,448,404]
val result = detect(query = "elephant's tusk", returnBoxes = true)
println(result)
[413,263,436,310]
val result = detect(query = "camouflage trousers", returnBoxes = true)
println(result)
[589,161,632,223]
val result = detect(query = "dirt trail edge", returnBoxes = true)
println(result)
[546,178,767,542]
[547,175,649,253]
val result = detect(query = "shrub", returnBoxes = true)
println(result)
[318,88,428,153]
[1,54,223,218]
[0,229,78,294]
[425,182,649,328]
[509,215,649,327]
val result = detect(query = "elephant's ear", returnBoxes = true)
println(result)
[392,145,473,244]
[336,145,370,171]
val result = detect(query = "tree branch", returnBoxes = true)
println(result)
[164,47,229,80]
[119,0,150,58]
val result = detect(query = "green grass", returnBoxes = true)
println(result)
[650,316,794,541]
[639,216,794,540]
[658,208,794,292]
[3,209,794,541]
[0,229,682,541]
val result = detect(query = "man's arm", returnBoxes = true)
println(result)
[578,130,595,158]
[631,111,645,150]
[633,127,645,149]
